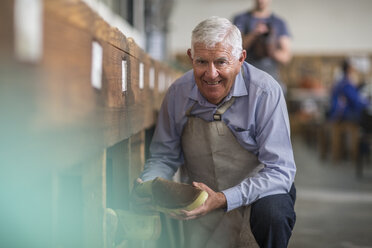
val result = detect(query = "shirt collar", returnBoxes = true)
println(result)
[188,67,249,105]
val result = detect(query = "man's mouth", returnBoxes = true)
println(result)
[205,80,221,85]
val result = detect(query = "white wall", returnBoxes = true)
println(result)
[168,0,372,56]
[82,0,145,48]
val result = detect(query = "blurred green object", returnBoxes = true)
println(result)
[105,208,161,242]
[116,209,161,240]
[135,177,209,214]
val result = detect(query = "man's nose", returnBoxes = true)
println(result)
[205,63,219,79]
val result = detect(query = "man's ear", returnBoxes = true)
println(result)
[187,49,193,61]
[239,50,247,64]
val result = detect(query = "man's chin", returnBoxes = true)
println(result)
[205,95,225,105]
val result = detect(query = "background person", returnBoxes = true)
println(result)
[328,59,369,122]
[327,59,370,162]
[233,0,292,93]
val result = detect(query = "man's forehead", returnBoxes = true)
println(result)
[193,43,233,57]
[194,55,229,61]
[193,42,232,50]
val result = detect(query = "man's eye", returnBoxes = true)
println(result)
[196,60,207,65]
[216,60,227,66]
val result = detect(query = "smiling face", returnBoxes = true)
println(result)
[188,42,246,105]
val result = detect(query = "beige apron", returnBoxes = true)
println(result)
[181,97,261,248]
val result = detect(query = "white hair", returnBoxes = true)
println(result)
[190,16,243,60]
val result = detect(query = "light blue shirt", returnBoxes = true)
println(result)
[140,62,296,212]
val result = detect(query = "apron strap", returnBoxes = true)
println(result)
[213,66,245,121]
[186,96,236,120]
[213,97,235,121]
[185,101,197,117]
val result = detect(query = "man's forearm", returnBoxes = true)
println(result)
[243,33,258,50]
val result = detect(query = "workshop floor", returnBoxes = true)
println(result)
[289,137,372,248]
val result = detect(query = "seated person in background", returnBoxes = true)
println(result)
[327,59,370,161]
[328,59,369,123]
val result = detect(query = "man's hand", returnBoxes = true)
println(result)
[243,22,270,51]
[253,22,270,36]
[169,182,227,220]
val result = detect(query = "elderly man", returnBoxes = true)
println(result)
[137,16,296,248]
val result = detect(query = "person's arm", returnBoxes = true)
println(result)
[267,17,292,64]
[242,32,258,51]
[133,87,182,210]
[343,83,369,110]
[268,35,292,64]
[242,22,269,51]
[140,85,183,182]
[222,82,296,212]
